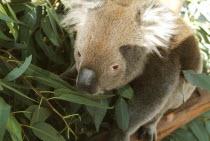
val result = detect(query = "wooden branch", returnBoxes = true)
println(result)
[88,89,210,141]
[157,89,210,140]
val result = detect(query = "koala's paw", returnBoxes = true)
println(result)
[138,126,157,141]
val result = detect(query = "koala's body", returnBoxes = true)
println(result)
[62,0,202,141]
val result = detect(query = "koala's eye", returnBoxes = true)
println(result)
[112,65,119,70]
[77,51,81,57]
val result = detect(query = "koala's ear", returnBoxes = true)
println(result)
[136,0,179,55]
[119,45,146,73]
[61,0,104,31]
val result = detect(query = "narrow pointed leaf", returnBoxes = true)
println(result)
[115,97,130,131]
[0,31,12,41]
[0,97,11,141]
[0,85,3,91]
[6,115,23,141]
[4,55,32,81]
[31,107,51,125]
[117,85,134,100]
[54,94,113,109]
[0,12,18,23]
[32,122,65,141]
[86,99,108,132]
[55,88,114,100]
[183,70,210,91]
[35,30,64,64]
[0,80,37,103]
[41,16,59,46]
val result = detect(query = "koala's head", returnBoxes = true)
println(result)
[62,0,178,94]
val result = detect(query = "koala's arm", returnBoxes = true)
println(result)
[111,54,181,141]
[130,57,180,131]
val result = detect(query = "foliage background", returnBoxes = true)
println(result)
[0,0,209,141]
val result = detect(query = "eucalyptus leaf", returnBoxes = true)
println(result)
[173,128,197,141]
[0,4,18,40]
[0,41,26,49]
[86,99,108,132]
[54,94,113,109]
[41,16,60,46]
[183,70,210,91]
[115,97,130,131]
[30,107,52,125]
[0,11,18,23]
[35,30,64,64]
[32,122,65,141]
[4,55,32,81]
[205,120,210,135]
[0,30,12,41]
[0,80,37,103]
[117,85,134,100]
[0,97,11,141]
[55,88,115,100]
[0,85,3,90]
[6,115,23,141]
[188,119,209,141]
[24,105,39,120]
[30,76,70,89]
[17,63,73,89]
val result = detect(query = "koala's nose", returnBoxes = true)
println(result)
[76,68,97,94]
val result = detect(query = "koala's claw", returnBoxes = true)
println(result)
[138,126,157,141]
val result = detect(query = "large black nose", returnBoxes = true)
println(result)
[76,68,97,94]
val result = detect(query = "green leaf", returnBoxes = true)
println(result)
[0,80,37,103]
[22,7,37,29]
[0,85,3,91]
[53,94,113,109]
[0,41,26,49]
[183,70,210,91]
[41,16,60,46]
[6,115,23,141]
[198,27,210,44]
[0,97,11,141]
[0,11,18,23]
[201,111,210,118]
[24,105,38,120]
[31,107,51,125]
[205,120,210,135]
[35,30,64,64]
[55,88,115,100]
[6,3,18,21]
[30,76,71,89]
[188,119,209,141]
[115,97,130,131]
[0,4,18,40]
[86,99,108,132]
[19,64,73,89]
[0,80,30,90]
[0,31,13,41]
[117,85,134,100]
[4,55,32,81]
[32,122,65,141]
[173,128,197,141]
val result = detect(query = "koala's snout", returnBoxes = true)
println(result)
[76,68,97,94]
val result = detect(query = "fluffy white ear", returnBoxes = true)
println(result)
[138,0,179,55]
[61,0,104,31]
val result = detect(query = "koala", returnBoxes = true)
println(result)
[62,0,202,141]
